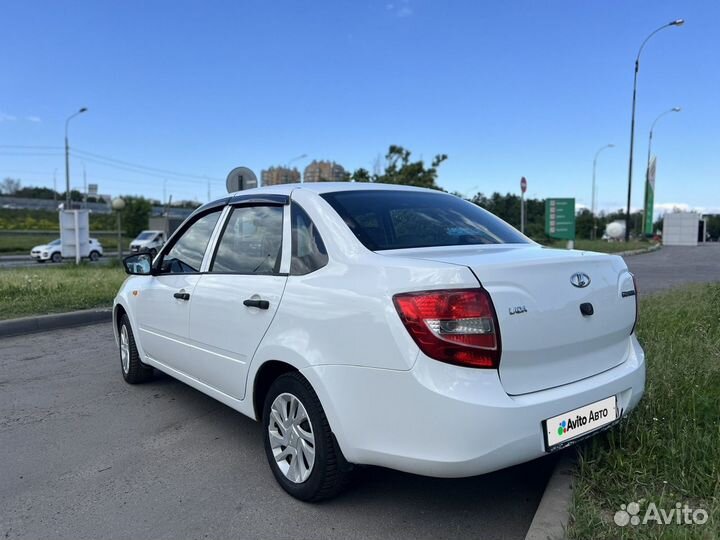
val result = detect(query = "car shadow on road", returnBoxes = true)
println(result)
[144,369,555,538]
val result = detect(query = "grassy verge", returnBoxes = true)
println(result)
[542,239,654,253]
[0,263,127,320]
[569,283,720,539]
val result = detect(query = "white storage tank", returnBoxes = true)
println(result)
[662,212,706,246]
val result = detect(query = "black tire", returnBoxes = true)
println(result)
[262,372,352,501]
[89,250,100,262]
[50,252,62,263]
[119,314,154,384]
[149,248,157,258]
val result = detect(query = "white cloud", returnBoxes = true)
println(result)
[397,6,413,17]
[25,116,41,123]
[386,0,413,18]
[0,111,17,122]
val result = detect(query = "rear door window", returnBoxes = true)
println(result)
[210,206,284,274]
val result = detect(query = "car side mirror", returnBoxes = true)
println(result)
[123,253,153,275]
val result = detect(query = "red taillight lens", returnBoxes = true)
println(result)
[393,288,501,368]
[631,274,639,334]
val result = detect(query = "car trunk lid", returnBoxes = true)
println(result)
[381,245,637,395]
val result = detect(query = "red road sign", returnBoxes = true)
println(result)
[520,177,527,193]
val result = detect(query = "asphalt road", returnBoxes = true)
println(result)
[2,244,716,540]
[0,324,554,540]
[624,243,720,295]
[0,253,118,269]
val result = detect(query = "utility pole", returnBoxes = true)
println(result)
[64,107,88,208]
[83,163,87,208]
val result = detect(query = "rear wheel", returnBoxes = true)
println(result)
[89,250,100,261]
[119,314,154,384]
[262,372,351,501]
[50,252,62,263]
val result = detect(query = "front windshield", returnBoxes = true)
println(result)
[135,232,155,241]
[321,190,530,251]
[49,239,61,246]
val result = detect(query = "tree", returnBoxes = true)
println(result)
[118,196,153,237]
[348,145,447,189]
[0,177,21,195]
[350,168,372,183]
[15,186,60,200]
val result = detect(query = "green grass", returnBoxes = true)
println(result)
[542,239,654,254]
[569,283,720,539]
[0,233,120,254]
[0,263,127,320]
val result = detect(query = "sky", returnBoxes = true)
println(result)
[1,0,718,215]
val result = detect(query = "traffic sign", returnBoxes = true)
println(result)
[520,177,527,193]
[545,198,575,240]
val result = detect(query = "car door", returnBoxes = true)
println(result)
[187,202,288,400]
[133,208,223,373]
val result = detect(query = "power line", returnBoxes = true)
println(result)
[0,144,224,185]
[72,147,223,182]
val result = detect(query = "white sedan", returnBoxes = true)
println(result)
[113,182,644,501]
[30,238,104,263]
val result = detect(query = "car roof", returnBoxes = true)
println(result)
[226,182,439,198]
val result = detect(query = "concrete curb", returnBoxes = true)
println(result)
[0,308,112,338]
[525,452,575,540]
[617,244,662,257]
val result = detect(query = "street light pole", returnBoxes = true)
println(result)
[624,19,683,242]
[64,107,88,208]
[591,144,615,240]
[643,107,681,236]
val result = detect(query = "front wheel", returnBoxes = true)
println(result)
[119,314,154,384]
[50,252,62,263]
[149,248,157,258]
[89,250,100,262]
[263,372,352,501]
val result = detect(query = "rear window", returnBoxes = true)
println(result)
[321,190,529,250]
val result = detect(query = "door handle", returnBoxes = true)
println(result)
[243,299,269,310]
[173,291,190,301]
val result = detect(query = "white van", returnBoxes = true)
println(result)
[129,230,165,257]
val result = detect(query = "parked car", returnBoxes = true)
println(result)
[114,183,644,501]
[30,237,104,263]
[129,230,165,257]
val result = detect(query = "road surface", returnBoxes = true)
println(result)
[0,324,553,540]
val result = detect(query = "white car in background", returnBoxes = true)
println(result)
[129,230,165,257]
[114,183,644,501]
[30,238,104,263]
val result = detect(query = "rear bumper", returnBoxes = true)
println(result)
[302,335,645,478]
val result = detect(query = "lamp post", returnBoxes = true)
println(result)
[624,19,683,241]
[592,144,615,240]
[642,107,681,236]
[112,197,126,260]
[287,154,307,182]
[65,107,88,208]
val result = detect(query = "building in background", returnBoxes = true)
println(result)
[261,167,301,186]
[303,160,347,183]
[662,212,706,246]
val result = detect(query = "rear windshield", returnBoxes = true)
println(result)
[321,190,529,250]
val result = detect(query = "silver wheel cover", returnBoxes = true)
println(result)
[120,325,130,374]
[268,392,316,483]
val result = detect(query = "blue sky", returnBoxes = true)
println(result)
[1,0,718,214]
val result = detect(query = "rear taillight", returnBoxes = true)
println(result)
[393,288,501,369]
[631,274,639,334]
